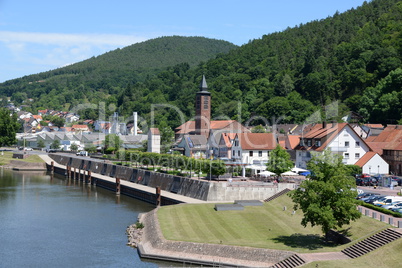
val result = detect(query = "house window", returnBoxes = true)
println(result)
[258,151,262,157]
[315,140,321,147]
[355,153,360,159]
[307,139,312,147]
[238,151,240,157]
[249,151,253,157]
[355,141,360,147]
[345,141,349,147]
[344,153,349,159]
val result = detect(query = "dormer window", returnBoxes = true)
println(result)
[315,140,321,147]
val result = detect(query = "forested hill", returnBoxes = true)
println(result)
[117,0,402,127]
[0,36,236,110]
[3,0,402,127]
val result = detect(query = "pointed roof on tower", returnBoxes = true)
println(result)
[199,75,209,92]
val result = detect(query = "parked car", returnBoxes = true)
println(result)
[386,176,402,186]
[373,196,402,207]
[24,147,33,151]
[391,208,402,215]
[356,177,378,186]
[356,192,379,200]
[381,201,402,210]
[364,195,385,204]
[390,203,402,212]
[76,151,88,156]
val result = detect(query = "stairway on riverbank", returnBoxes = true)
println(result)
[341,228,402,258]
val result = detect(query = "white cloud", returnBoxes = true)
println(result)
[0,31,150,81]
[0,31,147,47]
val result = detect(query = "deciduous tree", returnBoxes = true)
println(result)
[289,150,361,239]
[0,108,18,147]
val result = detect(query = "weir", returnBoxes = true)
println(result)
[42,154,295,205]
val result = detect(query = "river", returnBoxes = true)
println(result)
[0,168,171,267]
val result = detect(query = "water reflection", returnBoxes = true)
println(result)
[0,169,163,267]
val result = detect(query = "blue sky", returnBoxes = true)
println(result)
[0,0,367,83]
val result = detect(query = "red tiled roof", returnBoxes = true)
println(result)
[286,135,301,150]
[72,124,89,129]
[355,152,376,167]
[149,128,160,135]
[221,133,237,148]
[237,133,277,150]
[175,120,248,134]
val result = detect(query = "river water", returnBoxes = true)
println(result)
[0,169,169,268]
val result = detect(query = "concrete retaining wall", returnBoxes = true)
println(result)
[48,154,294,202]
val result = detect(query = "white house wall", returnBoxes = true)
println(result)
[362,154,389,175]
[327,127,370,165]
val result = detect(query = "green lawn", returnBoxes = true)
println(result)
[0,151,45,165]
[157,194,392,253]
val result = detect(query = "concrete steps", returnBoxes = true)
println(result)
[264,188,291,202]
[272,254,305,268]
[341,228,402,258]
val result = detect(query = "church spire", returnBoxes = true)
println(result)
[199,75,208,91]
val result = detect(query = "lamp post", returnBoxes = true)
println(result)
[209,149,213,181]
[369,166,371,175]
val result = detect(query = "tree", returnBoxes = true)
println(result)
[103,134,123,154]
[266,144,293,178]
[70,143,78,152]
[0,108,19,147]
[50,139,61,150]
[289,150,361,240]
[37,140,45,149]
[251,125,266,133]
[51,116,65,128]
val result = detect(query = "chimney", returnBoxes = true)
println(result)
[322,121,327,129]
[133,112,138,136]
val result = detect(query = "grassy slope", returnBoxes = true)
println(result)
[157,194,391,253]
[303,238,402,268]
[0,151,44,165]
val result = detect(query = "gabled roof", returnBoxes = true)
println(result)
[285,135,301,150]
[366,125,402,153]
[296,123,370,152]
[236,133,277,150]
[355,152,377,167]
[221,132,237,148]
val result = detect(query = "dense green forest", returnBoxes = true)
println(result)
[0,36,236,114]
[2,0,402,129]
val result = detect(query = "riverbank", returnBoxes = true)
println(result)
[136,208,294,267]
[0,151,46,171]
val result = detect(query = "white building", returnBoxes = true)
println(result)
[231,133,277,165]
[295,123,372,169]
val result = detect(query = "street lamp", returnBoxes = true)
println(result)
[209,149,213,181]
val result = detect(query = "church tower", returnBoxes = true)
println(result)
[195,75,211,137]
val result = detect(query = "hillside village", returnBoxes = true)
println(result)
[11,76,402,178]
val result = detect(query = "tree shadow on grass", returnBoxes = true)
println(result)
[272,233,338,250]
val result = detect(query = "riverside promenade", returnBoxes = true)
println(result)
[38,154,207,204]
